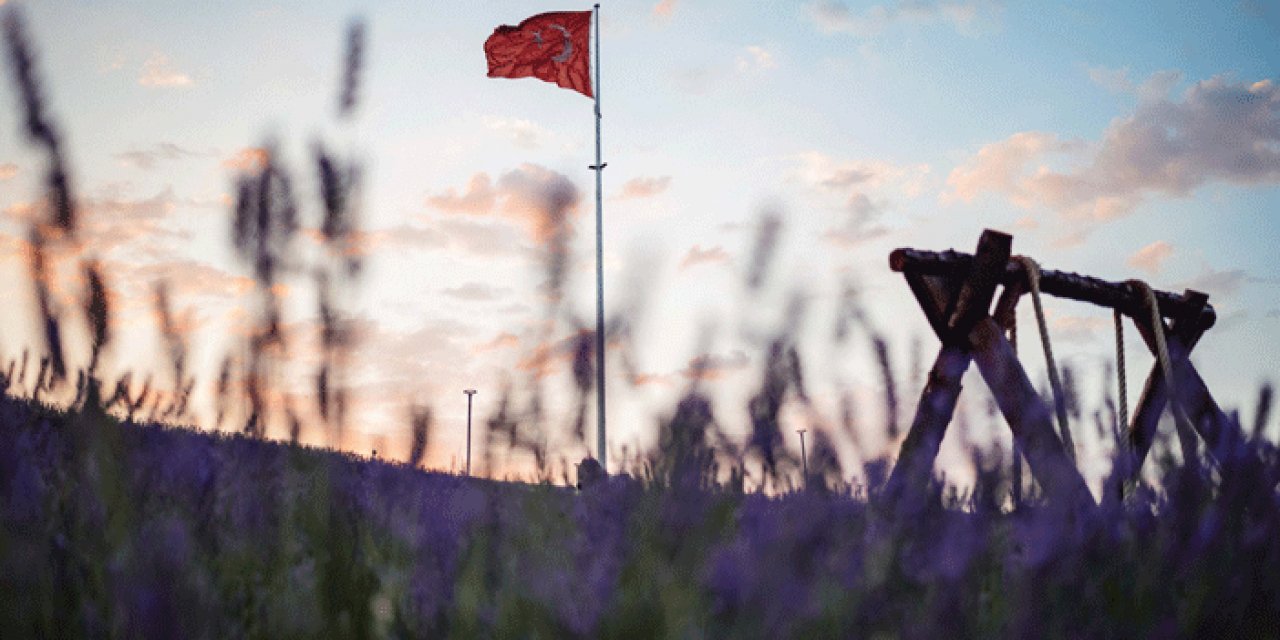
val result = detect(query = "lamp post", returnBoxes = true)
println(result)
[797,429,808,490]
[464,389,477,476]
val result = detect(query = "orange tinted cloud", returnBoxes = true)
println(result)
[945,75,1280,227]
[222,147,270,172]
[427,173,497,214]
[1126,241,1174,275]
[617,175,672,200]
[682,349,750,381]
[0,162,17,181]
[474,332,520,354]
[138,53,192,87]
[426,164,580,246]
[678,244,729,270]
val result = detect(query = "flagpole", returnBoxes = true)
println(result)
[590,3,607,472]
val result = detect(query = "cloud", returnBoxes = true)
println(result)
[222,147,270,172]
[114,143,203,170]
[301,223,449,257]
[629,371,674,387]
[678,244,729,270]
[516,328,593,379]
[823,222,891,247]
[0,162,16,181]
[428,174,497,214]
[441,282,511,302]
[138,53,192,87]
[1135,69,1184,102]
[791,152,930,243]
[1126,240,1174,275]
[944,131,1076,205]
[1182,267,1250,298]
[616,175,672,200]
[1086,65,1132,93]
[806,0,1000,37]
[1083,66,1182,102]
[482,116,555,150]
[120,258,254,300]
[431,218,525,257]
[653,0,677,18]
[682,349,750,381]
[0,231,28,261]
[426,164,581,245]
[1048,314,1108,344]
[474,332,520,354]
[669,66,725,95]
[793,152,931,198]
[945,75,1280,228]
[737,45,778,72]
[1,200,39,225]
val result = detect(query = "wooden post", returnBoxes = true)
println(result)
[884,231,1009,504]
[886,231,1227,513]
[968,317,1096,511]
[1124,289,1238,476]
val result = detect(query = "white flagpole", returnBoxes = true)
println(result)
[590,3,607,472]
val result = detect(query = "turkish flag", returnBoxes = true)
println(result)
[485,11,593,98]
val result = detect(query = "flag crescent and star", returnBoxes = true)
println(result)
[484,10,593,98]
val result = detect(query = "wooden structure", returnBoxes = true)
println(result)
[883,229,1241,510]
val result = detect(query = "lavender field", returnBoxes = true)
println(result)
[3,4,1280,638]
[3,385,1280,637]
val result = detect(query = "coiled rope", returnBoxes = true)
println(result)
[1013,256,1076,464]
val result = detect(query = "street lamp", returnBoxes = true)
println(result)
[796,429,808,490]
[464,389,477,476]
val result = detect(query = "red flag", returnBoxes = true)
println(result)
[485,11,593,98]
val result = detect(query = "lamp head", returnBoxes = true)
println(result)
[464,389,477,396]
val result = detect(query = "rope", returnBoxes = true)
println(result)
[1114,309,1128,439]
[1013,256,1076,464]
[1009,319,1023,504]
[1128,280,1198,465]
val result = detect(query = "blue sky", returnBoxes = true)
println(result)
[1,0,1278,490]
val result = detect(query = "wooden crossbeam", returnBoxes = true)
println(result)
[1126,316,1236,470]
[887,230,1238,511]
[891,248,1218,331]
[884,231,1010,504]
[886,231,1095,511]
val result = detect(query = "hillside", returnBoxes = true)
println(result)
[3,391,1280,638]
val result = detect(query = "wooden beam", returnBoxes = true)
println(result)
[904,272,952,341]
[890,248,1217,330]
[1125,329,1235,471]
[968,317,1097,511]
[883,346,971,505]
[885,230,1011,504]
[945,230,1012,346]
[992,280,1025,332]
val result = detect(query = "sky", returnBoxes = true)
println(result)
[1,0,1278,492]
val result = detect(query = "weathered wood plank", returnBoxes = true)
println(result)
[886,230,1010,505]
[904,272,951,341]
[883,346,971,504]
[1125,330,1235,470]
[968,317,1097,511]
[889,248,1217,330]
[945,230,1012,345]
